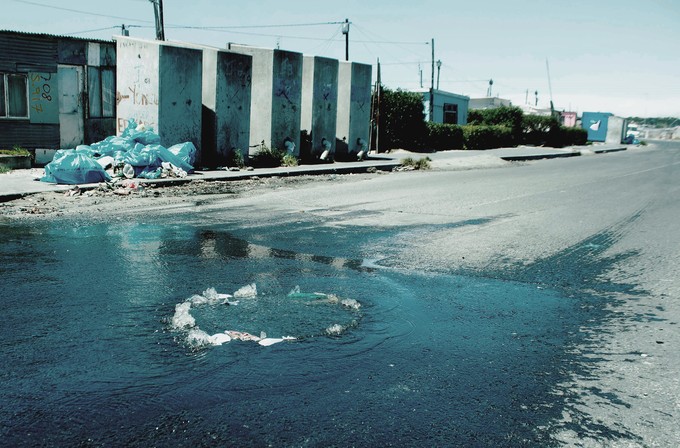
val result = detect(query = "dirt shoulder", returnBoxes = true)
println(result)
[0,173,380,223]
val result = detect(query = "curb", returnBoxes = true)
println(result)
[499,152,581,162]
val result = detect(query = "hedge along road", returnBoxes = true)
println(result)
[181,141,680,445]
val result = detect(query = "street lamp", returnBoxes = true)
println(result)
[436,60,442,90]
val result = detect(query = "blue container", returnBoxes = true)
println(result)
[581,112,612,142]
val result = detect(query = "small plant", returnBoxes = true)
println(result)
[639,140,648,146]
[0,165,11,174]
[281,153,298,167]
[0,146,31,157]
[251,142,284,168]
[400,156,431,170]
[229,148,246,169]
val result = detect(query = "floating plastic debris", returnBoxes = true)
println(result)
[171,284,362,349]
[341,298,361,310]
[325,324,345,335]
[233,283,257,299]
[172,302,195,329]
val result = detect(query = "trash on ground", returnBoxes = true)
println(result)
[40,119,196,185]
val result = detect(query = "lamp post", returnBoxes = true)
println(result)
[436,60,441,90]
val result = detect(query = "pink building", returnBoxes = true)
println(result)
[561,111,577,127]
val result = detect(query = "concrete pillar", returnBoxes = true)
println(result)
[301,55,338,162]
[115,36,202,163]
[336,61,372,161]
[202,49,252,168]
[227,44,302,157]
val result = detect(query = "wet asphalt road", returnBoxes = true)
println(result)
[195,140,680,445]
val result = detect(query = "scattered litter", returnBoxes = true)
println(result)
[171,284,361,349]
[233,283,257,299]
[40,119,196,185]
[227,331,261,342]
[64,186,81,197]
[341,298,361,310]
[172,302,195,329]
[325,324,345,335]
[258,338,285,347]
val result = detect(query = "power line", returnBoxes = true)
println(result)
[166,21,347,30]
[65,26,120,36]
[10,0,155,24]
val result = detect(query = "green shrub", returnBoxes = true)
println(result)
[251,143,284,168]
[426,122,464,150]
[468,106,524,143]
[556,127,588,147]
[376,88,427,150]
[522,115,558,146]
[462,125,514,150]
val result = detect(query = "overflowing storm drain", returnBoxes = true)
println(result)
[171,285,363,348]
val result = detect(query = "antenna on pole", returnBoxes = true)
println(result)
[546,58,556,117]
[487,79,494,97]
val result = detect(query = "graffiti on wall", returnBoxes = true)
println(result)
[29,72,59,124]
[116,59,158,135]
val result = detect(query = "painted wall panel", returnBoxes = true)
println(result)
[28,72,59,124]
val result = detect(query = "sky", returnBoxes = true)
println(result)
[3,0,679,118]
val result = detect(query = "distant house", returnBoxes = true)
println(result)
[560,111,577,127]
[0,30,116,151]
[416,88,469,125]
[469,96,512,110]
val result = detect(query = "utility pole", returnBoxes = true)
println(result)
[430,38,434,122]
[342,19,350,61]
[121,24,129,36]
[150,0,165,41]
[436,60,441,90]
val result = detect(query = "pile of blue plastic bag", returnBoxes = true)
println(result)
[41,119,196,185]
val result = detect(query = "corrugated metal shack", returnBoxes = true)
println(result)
[0,30,116,150]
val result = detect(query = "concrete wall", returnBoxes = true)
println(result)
[605,116,627,144]
[202,48,252,167]
[116,38,160,134]
[116,36,202,162]
[228,44,302,156]
[301,56,338,161]
[336,61,372,161]
[158,45,202,160]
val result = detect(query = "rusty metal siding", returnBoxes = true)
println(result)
[0,33,58,73]
[58,40,87,65]
[1,32,118,150]
[0,121,59,149]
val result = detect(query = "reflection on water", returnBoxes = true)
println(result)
[0,219,608,446]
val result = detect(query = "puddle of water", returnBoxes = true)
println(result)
[0,219,601,446]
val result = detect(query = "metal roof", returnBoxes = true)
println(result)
[0,29,114,44]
